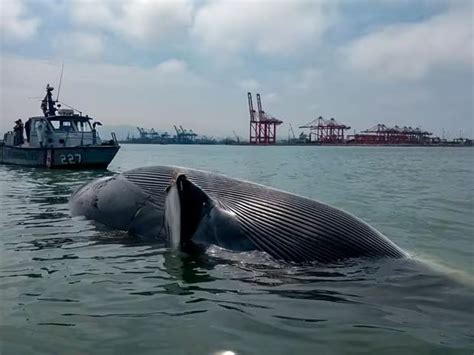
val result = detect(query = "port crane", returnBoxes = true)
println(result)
[288,123,296,141]
[248,92,282,144]
[348,124,432,144]
[233,130,240,143]
[299,116,350,143]
[174,125,197,143]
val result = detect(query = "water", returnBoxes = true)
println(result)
[1,145,473,354]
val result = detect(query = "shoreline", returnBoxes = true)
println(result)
[118,141,473,147]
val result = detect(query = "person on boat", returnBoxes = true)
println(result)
[92,121,102,145]
[13,120,20,145]
[36,119,45,147]
[13,119,24,146]
[25,119,31,143]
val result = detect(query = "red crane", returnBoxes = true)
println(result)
[248,92,282,144]
[299,116,350,143]
[349,124,432,144]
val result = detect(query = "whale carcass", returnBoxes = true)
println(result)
[69,166,407,263]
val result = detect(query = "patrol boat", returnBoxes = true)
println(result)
[0,84,120,168]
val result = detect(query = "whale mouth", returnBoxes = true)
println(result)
[164,180,182,249]
[164,174,213,250]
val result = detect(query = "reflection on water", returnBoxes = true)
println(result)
[1,147,474,354]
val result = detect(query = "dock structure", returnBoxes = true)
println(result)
[348,124,432,144]
[137,127,167,141]
[134,126,198,144]
[299,116,350,143]
[248,92,282,144]
[174,125,197,143]
[136,127,171,142]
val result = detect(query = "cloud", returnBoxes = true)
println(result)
[236,79,260,91]
[308,103,320,112]
[121,0,193,42]
[287,67,323,92]
[263,92,278,103]
[153,59,188,77]
[150,59,205,88]
[71,0,193,44]
[52,32,104,59]
[0,0,40,41]
[0,55,207,131]
[192,0,334,56]
[343,3,473,80]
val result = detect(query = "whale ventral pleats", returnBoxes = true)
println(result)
[70,165,407,263]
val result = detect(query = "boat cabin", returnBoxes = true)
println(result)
[35,111,102,147]
[4,112,103,148]
[4,84,108,148]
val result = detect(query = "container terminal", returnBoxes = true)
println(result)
[123,92,472,147]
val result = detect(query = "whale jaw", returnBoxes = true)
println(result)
[164,183,181,250]
[164,174,213,250]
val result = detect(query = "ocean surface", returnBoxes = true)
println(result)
[1,145,473,354]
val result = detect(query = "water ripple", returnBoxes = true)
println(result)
[1,147,473,353]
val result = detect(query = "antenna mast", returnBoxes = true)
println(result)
[56,62,64,102]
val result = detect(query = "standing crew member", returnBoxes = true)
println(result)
[36,119,45,147]
[13,119,24,145]
[25,119,31,143]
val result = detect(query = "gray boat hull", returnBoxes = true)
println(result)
[0,144,119,169]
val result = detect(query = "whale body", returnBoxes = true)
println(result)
[69,166,407,263]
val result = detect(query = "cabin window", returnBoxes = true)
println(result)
[61,121,74,132]
[77,121,92,132]
[49,120,61,130]
[48,119,76,132]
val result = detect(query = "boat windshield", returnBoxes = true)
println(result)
[48,118,76,132]
[76,120,93,132]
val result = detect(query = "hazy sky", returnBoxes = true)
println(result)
[1,0,473,139]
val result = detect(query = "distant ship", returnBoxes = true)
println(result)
[0,84,120,168]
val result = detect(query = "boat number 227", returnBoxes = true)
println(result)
[60,154,82,164]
